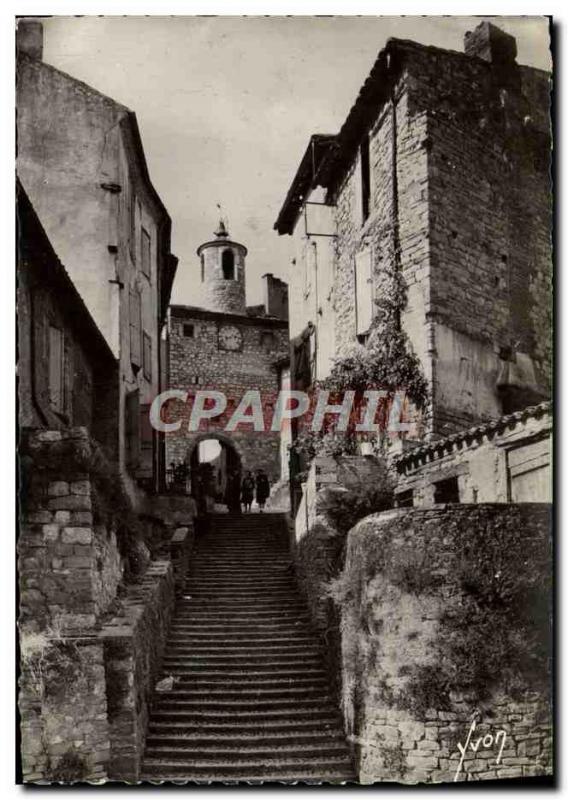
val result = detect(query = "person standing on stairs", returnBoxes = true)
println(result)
[241,471,255,513]
[255,469,270,512]
[226,469,242,514]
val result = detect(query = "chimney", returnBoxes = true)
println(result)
[262,273,289,321]
[16,18,43,60]
[464,21,519,89]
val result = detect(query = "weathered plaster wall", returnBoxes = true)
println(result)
[17,54,124,354]
[17,53,171,497]
[339,504,552,784]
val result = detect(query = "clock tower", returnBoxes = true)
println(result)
[197,220,247,315]
[167,217,289,490]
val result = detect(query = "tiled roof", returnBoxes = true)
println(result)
[396,401,552,468]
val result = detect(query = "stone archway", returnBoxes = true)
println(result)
[188,432,242,510]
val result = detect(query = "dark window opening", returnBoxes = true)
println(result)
[434,477,460,504]
[356,333,370,346]
[48,325,65,413]
[222,249,235,280]
[260,331,276,350]
[396,490,414,508]
[200,254,205,282]
[142,331,152,381]
[183,324,195,338]
[360,133,370,224]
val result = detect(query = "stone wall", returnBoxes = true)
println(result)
[19,430,123,633]
[102,561,175,781]
[18,427,195,782]
[338,504,552,784]
[19,635,109,783]
[293,455,391,699]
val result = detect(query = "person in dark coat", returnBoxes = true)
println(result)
[255,469,270,512]
[241,471,255,513]
[226,469,242,514]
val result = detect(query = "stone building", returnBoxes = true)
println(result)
[166,222,289,489]
[393,400,552,507]
[17,181,119,459]
[16,20,178,499]
[275,21,551,438]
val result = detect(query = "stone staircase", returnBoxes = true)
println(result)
[141,513,354,784]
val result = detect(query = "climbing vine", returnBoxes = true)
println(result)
[291,265,428,462]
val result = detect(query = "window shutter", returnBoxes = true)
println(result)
[138,402,154,479]
[355,249,373,336]
[48,325,64,412]
[129,190,137,261]
[63,332,73,421]
[125,389,140,470]
[129,287,142,368]
[31,290,50,419]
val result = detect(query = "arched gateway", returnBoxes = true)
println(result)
[188,432,242,507]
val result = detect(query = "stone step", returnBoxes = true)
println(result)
[168,622,311,633]
[145,730,345,746]
[141,758,354,781]
[151,685,330,700]
[173,607,306,617]
[161,661,325,673]
[167,627,313,636]
[166,644,322,669]
[144,742,351,760]
[163,635,320,656]
[147,717,344,735]
[159,666,327,680]
[178,592,300,602]
[184,580,295,587]
[152,697,336,713]
[164,643,323,655]
[149,707,343,724]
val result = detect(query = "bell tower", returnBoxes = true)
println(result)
[197,220,247,314]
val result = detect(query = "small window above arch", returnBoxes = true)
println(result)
[222,249,235,280]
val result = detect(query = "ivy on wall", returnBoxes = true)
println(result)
[292,264,428,462]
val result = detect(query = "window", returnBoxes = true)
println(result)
[260,331,276,350]
[360,133,371,224]
[129,288,142,369]
[200,254,205,282]
[48,325,65,413]
[129,191,137,261]
[434,477,460,504]
[183,324,195,338]
[396,490,414,508]
[142,332,152,381]
[355,249,373,337]
[141,227,151,279]
[125,389,140,470]
[222,249,235,280]
[304,239,315,297]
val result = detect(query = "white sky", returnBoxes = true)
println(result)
[40,16,551,306]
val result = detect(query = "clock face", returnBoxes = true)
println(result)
[218,325,243,351]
